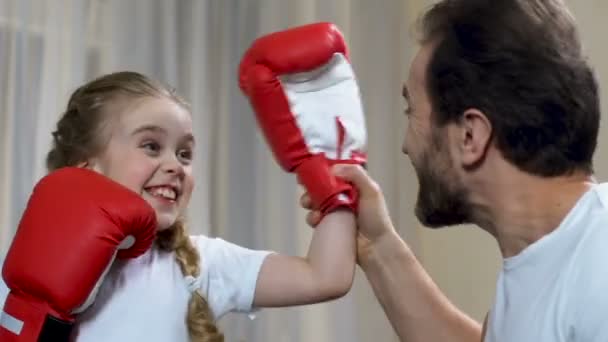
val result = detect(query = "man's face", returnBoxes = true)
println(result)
[402,43,472,228]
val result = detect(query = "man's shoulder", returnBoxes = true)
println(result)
[568,183,608,233]
[587,183,608,224]
[566,185,608,286]
[593,182,608,206]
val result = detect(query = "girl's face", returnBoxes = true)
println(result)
[87,96,195,231]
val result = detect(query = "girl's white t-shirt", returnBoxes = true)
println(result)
[0,235,272,342]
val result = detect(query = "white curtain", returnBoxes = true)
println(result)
[0,0,420,340]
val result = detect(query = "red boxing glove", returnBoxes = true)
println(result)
[239,22,367,215]
[0,167,157,342]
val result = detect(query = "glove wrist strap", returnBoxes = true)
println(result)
[0,292,74,342]
[296,154,357,215]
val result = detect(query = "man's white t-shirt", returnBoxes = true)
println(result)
[0,235,272,342]
[485,183,608,342]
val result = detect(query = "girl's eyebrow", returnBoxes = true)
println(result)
[131,124,167,136]
[132,124,195,144]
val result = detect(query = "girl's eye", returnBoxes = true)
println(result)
[178,149,193,163]
[142,141,161,154]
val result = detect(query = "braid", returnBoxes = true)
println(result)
[157,221,224,342]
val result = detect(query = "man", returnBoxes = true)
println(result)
[303,0,607,341]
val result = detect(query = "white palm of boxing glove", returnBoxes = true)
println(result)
[280,53,366,162]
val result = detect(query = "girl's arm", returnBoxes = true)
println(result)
[252,209,356,307]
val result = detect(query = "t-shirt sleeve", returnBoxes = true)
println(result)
[571,216,608,341]
[573,272,608,340]
[0,256,7,308]
[191,235,273,320]
[0,255,10,329]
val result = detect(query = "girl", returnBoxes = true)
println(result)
[8,71,357,341]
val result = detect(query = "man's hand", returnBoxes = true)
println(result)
[300,164,397,263]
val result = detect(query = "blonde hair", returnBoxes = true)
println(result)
[47,71,224,342]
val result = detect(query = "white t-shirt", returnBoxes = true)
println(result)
[0,235,272,342]
[485,183,608,342]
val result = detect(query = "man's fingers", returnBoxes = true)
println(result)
[332,164,380,197]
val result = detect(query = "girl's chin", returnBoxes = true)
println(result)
[155,215,178,231]
[157,219,178,230]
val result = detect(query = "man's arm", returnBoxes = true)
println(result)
[359,230,482,342]
[302,165,484,342]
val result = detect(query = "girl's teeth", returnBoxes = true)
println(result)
[148,187,176,200]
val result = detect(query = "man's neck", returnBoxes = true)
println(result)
[470,168,596,258]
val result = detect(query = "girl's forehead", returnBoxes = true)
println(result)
[113,96,192,130]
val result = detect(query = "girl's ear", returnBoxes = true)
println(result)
[77,160,97,170]
[78,159,103,173]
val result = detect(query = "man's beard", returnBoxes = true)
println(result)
[414,140,472,228]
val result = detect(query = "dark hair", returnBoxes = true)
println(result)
[419,0,599,176]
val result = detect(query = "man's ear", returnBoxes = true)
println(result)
[459,108,492,168]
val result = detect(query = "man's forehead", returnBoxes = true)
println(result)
[409,44,434,89]
[410,44,432,83]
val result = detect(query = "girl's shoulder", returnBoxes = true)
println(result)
[188,234,227,253]
[188,234,273,270]
[187,234,243,263]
